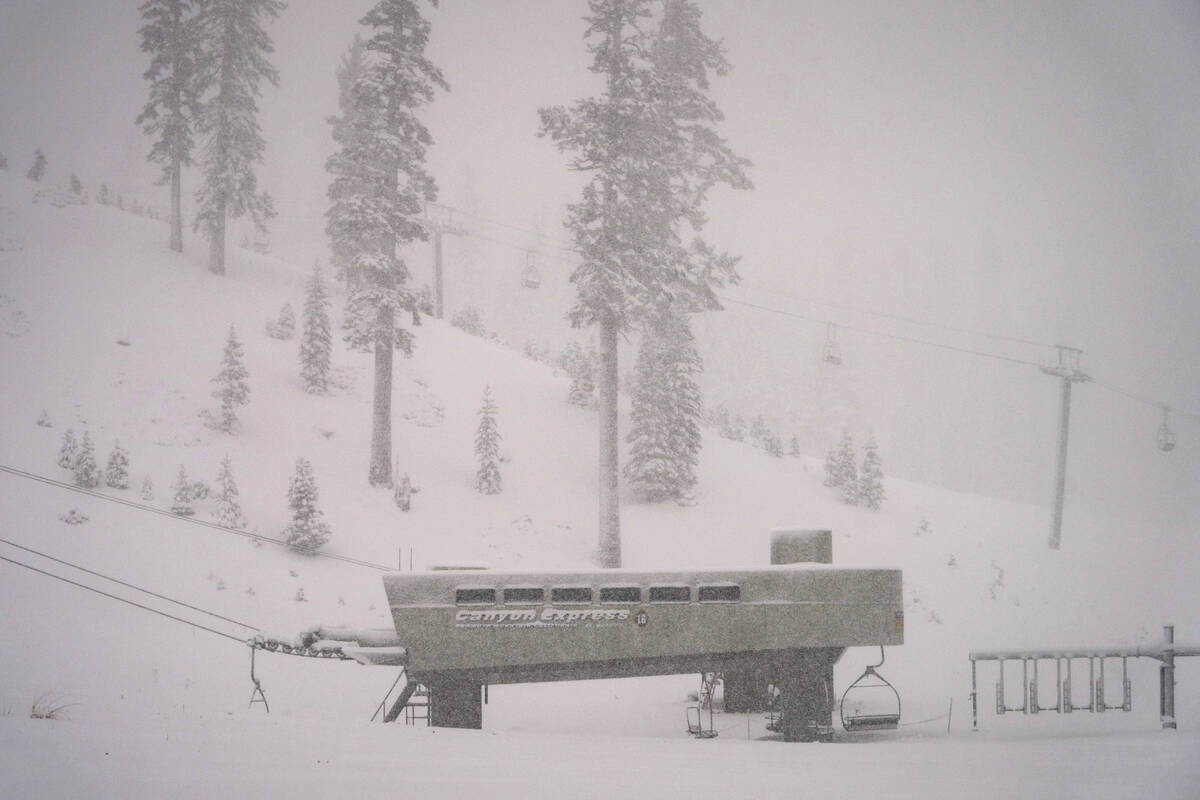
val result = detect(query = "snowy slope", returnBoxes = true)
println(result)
[1,170,1198,796]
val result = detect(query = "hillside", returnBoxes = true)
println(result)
[1,171,1198,796]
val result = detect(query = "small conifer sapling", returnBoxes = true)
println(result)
[211,325,250,433]
[213,454,247,529]
[74,430,101,488]
[171,465,195,516]
[474,386,502,494]
[57,428,78,469]
[283,457,331,554]
[104,441,130,489]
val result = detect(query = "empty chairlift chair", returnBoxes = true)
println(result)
[839,647,902,732]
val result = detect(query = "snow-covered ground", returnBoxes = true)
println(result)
[1,171,1198,796]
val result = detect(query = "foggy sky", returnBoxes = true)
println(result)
[2,0,1198,508]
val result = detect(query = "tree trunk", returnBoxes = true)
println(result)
[169,158,183,253]
[207,198,226,275]
[369,305,394,487]
[597,312,621,567]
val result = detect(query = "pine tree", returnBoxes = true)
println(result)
[765,435,783,458]
[726,413,746,442]
[326,34,368,290]
[858,432,886,510]
[140,475,156,501]
[833,430,854,482]
[625,310,702,502]
[750,415,772,449]
[211,325,250,432]
[789,434,802,458]
[838,431,859,505]
[57,428,79,469]
[326,0,447,487]
[138,0,205,253]
[559,342,595,407]
[97,183,111,205]
[265,302,295,339]
[539,0,750,566]
[74,430,101,488]
[171,465,195,515]
[213,454,247,528]
[104,441,131,489]
[300,265,332,393]
[822,448,839,487]
[474,386,502,494]
[27,149,47,182]
[283,457,331,554]
[193,0,284,274]
[69,174,84,197]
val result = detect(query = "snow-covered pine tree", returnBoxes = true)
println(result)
[538,0,748,566]
[727,413,746,442]
[57,428,79,469]
[104,441,130,489]
[326,34,368,291]
[750,415,772,450]
[211,325,250,433]
[74,430,101,488]
[0,152,7,170]
[765,435,783,458]
[858,431,886,510]
[170,465,194,515]
[69,174,84,197]
[474,386,502,494]
[213,454,246,528]
[300,265,332,393]
[192,0,283,275]
[97,183,110,205]
[624,310,703,502]
[789,434,801,458]
[140,475,155,501]
[840,435,860,505]
[326,1,447,487]
[138,0,205,253]
[822,448,839,487]
[265,303,295,339]
[27,149,47,182]
[283,457,331,554]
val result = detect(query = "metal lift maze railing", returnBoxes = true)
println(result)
[969,625,1200,731]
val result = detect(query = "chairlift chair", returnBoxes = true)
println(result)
[521,252,541,289]
[1157,406,1177,452]
[839,646,901,732]
[823,322,842,365]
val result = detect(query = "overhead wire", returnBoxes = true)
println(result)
[0,536,259,632]
[0,555,249,645]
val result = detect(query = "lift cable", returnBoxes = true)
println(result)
[0,555,249,645]
[1091,378,1200,423]
[0,464,393,572]
[0,536,259,632]
[716,295,1044,369]
[732,283,1059,352]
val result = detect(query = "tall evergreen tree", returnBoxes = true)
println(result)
[68,174,85,197]
[326,34,368,290]
[213,453,247,528]
[193,0,284,275]
[74,430,101,488]
[300,265,332,393]
[27,149,47,182]
[858,432,886,510]
[625,310,702,502]
[137,0,204,253]
[283,457,331,553]
[211,325,250,432]
[326,0,447,487]
[474,386,502,494]
[104,441,131,489]
[822,448,840,487]
[539,0,749,566]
